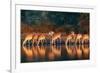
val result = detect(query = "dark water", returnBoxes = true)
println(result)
[21,44,89,63]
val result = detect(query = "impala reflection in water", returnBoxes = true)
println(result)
[21,44,89,62]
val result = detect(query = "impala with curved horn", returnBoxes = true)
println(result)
[22,33,33,47]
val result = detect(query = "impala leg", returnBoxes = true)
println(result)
[41,40,43,46]
[79,40,80,45]
[75,39,77,46]
[66,39,69,46]
[37,40,40,46]
[51,40,54,45]
[32,40,35,46]
[22,40,27,46]
[82,40,84,45]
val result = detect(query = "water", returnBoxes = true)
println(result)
[21,44,89,63]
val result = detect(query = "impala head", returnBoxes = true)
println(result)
[70,31,75,35]
[82,34,89,39]
[48,31,54,36]
[77,34,82,39]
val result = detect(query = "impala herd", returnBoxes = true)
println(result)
[22,31,89,47]
[21,31,89,61]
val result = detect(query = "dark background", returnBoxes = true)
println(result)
[21,10,89,34]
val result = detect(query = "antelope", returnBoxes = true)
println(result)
[51,33,62,45]
[37,34,46,46]
[82,34,89,45]
[32,34,38,46]
[22,33,33,46]
[65,31,75,45]
[75,33,82,45]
